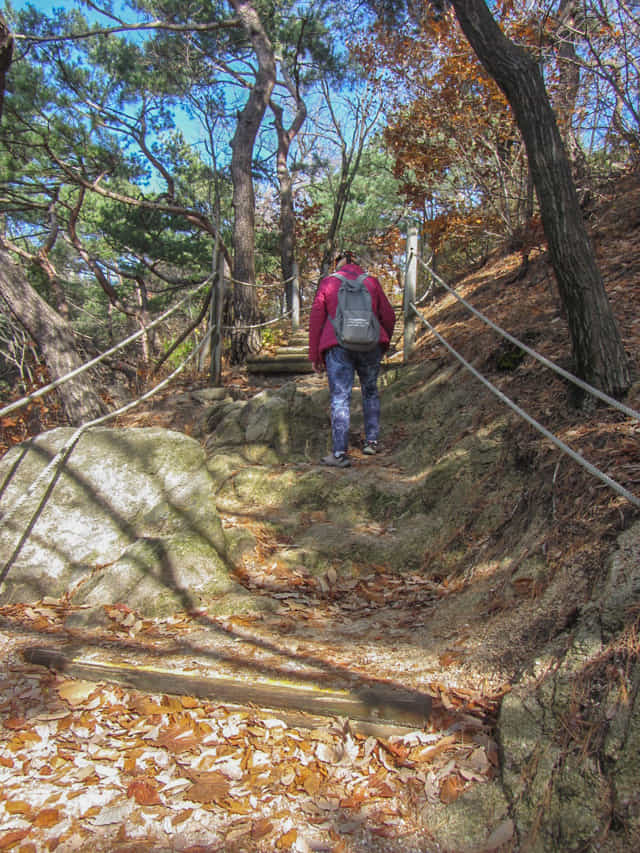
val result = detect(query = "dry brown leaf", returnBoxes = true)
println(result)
[224,797,251,815]
[186,771,230,804]
[373,781,395,798]
[378,738,412,766]
[302,770,322,796]
[3,717,27,730]
[180,696,200,709]
[127,779,162,806]
[277,829,298,848]
[468,746,490,774]
[439,773,464,804]
[411,734,457,763]
[4,801,31,816]
[156,725,201,753]
[0,829,30,849]
[171,809,193,826]
[57,680,97,706]
[279,765,296,786]
[130,697,165,716]
[251,819,274,840]
[34,808,61,829]
[439,650,464,667]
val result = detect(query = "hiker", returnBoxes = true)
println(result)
[309,252,396,467]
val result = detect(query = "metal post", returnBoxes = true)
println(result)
[292,262,300,332]
[404,224,418,362]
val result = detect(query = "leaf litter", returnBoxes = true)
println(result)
[0,572,500,852]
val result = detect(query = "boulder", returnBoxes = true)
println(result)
[0,427,245,617]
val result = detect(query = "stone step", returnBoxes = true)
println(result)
[276,346,308,357]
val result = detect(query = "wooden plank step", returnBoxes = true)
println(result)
[246,356,314,374]
[23,646,432,735]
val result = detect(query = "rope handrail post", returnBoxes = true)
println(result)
[291,261,300,332]
[404,224,419,362]
[210,255,225,386]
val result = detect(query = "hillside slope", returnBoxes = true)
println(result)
[0,170,639,852]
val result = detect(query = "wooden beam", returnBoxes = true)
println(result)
[24,646,431,735]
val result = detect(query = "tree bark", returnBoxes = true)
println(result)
[0,248,105,425]
[450,0,630,397]
[0,12,12,124]
[228,0,276,363]
[271,73,307,312]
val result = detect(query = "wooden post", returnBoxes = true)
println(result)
[210,253,225,386]
[291,261,300,332]
[404,224,418,362]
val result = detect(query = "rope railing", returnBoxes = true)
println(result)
[223,309,293,332]
[227,272,297,289]
[0,277,212,420]
[408,301,640,510]
[417,257,640,424]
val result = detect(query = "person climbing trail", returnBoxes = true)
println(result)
[308,251,396,467]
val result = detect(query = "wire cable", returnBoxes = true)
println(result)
[409,302,640,509]
[0,277,212,420]
[418,257,640,423]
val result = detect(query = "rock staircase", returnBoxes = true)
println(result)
[245,302,406,376]
[246,327,314,375]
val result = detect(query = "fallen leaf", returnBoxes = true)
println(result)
[3,717,27,730]
[302,769,322,796]
[411,733,457,762]
[57,680,97,706]
[34,808,61,829]
[4,801,31,816]
[0,829,30,849]
[251,818,273,839]
[127,779,162,806]
[468,746,490,774]
[156,725,202,753]
[186,771,230,804]
[130,697,165,716]
[277,829,297,849]
[439,773,464,804]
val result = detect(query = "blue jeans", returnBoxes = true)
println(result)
[324,345,382,454]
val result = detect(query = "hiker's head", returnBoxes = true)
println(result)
[335,250,357,267]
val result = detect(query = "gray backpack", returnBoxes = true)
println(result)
[330,272,381,352]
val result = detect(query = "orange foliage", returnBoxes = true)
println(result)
[362,5,545,253]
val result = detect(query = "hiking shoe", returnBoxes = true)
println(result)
[321,452,351,468]
[362,440,378,455]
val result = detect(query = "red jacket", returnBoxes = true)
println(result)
[308,263,396,364]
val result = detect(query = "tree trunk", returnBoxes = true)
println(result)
[0,12,12,124]
[272,66,307,313]
[553,0,587,178]
[450,0,630,397]
[228,0,276,363]
[0,248,105,424]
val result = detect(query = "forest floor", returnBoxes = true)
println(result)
[1,170,640,852]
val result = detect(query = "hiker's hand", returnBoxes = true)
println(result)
[313,361,325,373]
